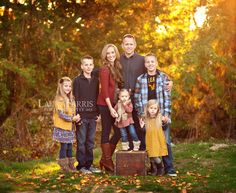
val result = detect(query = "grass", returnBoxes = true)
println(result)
[0,140,235,193]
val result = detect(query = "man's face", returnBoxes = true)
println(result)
[145,56,157,73]
[122,37,136,56]
[81,59,94,75]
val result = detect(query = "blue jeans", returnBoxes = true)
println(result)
[59,143,72,159]
[162,124,175,172]
[76,118,96,169]
[132,104,146,150]
[120,124,139,142]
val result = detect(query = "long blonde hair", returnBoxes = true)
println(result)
[144,99,162,129]
[101,44,124,88]
[54,76,75,113]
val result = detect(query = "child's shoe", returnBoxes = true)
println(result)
[58,158,70,173]
[156,161,165,176]
[121,142,129,151]
[68,157,77,172]
[133,140,141,151]
[150,161,157,176]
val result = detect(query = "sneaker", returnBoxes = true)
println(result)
[167,170,177,177]
[88,166,101,173]
[79,167,92,174]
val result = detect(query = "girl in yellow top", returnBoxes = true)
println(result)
[140,99,168,176]
[53,77,80,172]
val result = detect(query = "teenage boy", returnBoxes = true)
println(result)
[120,34,173,150]
[73,55,101,174]
[134,53,177,177]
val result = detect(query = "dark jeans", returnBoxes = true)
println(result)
[59,143,72,159]
[98,105,121,145]
[120,124,139,142]
[76,118,96,169]
[162,124,175,172]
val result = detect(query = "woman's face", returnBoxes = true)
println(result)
[106,46,116,63]
[148,104,158,118]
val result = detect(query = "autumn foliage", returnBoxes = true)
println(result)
[0,0,235,160]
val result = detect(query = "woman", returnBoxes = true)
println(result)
[97,44,124,172]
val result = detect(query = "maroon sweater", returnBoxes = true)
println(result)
[97,66,116,106]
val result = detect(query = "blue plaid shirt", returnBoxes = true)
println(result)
[134,70,171,118]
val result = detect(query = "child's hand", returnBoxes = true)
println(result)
[139,117,145,129]
[122,100,128,106]
[73,114,81,123]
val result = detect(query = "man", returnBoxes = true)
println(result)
[134,53,177,177]
[120,34,172,150]
[120,34,146,150]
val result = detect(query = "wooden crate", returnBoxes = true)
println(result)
[115,151,148,176]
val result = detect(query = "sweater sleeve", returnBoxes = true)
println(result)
[99,67,110,99]
[54,100,73,122]
[58,110,73,122]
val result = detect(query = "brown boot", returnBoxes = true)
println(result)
[110,143,117,156]
[100,143,114,172]
[68,157,77,172]
[58,158,70,173]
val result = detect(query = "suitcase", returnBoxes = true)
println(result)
[115,150,148,176]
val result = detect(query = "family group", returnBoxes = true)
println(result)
[52,34,177,177]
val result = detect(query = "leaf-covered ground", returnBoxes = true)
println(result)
[0,140,236,193]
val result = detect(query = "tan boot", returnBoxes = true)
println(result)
[99,143,114,172]
[133,140,141,151]
[121,142,129,151]
[68,157,77,172]
[58,158,70,173]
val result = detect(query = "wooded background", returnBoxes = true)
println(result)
[0,0,235,161]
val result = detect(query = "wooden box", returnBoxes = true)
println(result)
[115,151,148,176]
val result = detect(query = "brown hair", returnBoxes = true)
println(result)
[81,55,93,64]
[122,34,136,44]
[101,44,124,87]
[144,53,157,62]
[118,89,130,98]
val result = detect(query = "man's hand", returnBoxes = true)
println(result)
[165,81,173,92]
[96,115,101,122]
[162,116,169,124]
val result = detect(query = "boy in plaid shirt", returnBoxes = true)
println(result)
[134,53,177,177]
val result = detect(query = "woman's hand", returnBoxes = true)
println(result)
[109,107,118,118]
